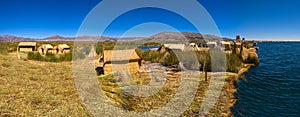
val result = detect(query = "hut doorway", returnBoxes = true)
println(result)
[95,67,104,75]
[41,48,44,55]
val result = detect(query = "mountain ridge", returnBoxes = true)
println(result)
[0,32,233,42]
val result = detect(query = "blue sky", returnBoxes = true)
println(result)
[0,0,299,40]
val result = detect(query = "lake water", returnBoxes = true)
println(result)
[232,42,300,116]
[138,46,160,50]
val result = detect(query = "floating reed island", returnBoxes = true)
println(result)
[0,33,259,116]
[94,35,259,116]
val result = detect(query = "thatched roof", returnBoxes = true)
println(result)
[57,44,70,49]
[18,42,36,47]
[40,44,53,49]
[220,41,230,45]
[190,43,196,46]
[207,42,217,45]
[163,44,185,51]
[102,49,141,63]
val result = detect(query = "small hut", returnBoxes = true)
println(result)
[38,44,53,55]
[220,41,231,50]
[164,44,185,51]
[207,42,217,48]
[18,42,37,52]
[53,44,70,54]
[97,49,141,75]
[189,43,196,47]
[159,44,185,53]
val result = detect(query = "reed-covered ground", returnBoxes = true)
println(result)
[97,69,239,116]
[0,42,257,116]
[0,52,239,116]
[0,53,92,116]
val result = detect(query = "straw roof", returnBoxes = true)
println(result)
[207,42,217,45]
[102,49,141,63]
[18,42,36,46]
[40,44,53,49]
[163,44,185,51]
[57,44,70,49]
[220,41,230,45]
[190,43,196,46]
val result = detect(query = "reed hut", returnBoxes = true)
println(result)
[38,44,53,55]
[18,42,37,52]
[53,44,70,54]
[207,42,217,48]
[159,44,185,53]
[220,41,231,50]
[98,49,141,75]
[164,44,185,51]
[189,43,196,47]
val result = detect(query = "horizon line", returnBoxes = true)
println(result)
[1,33,300,41]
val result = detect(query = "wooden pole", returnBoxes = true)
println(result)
[204,60,207,82]
[205,69,208,82]
[17,45,20,59]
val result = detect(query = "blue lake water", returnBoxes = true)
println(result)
[232,42,300,116]
[138,46,160,50]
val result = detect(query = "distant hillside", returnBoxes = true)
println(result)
[149,32,227,42]
[40,35,74,42]
[0,35,117,42]
[0,32,232,42]
[0,35,35,42]
[116,37,147,42]
[203,34,223,41]
[222,37,234,41]
[150,32,203,41]
[181,32,204,40]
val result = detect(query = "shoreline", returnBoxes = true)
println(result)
[222,64,255,116]
[0,42,259,116]
[202,64,255,116]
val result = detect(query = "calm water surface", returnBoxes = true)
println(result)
[138,46,160,50]
[232,42,300,116]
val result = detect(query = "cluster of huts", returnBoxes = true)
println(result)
[95,35,258,76]
[17,42,71,55]
[188,35,242,51]
[94,43,193,76]
[189,35,259,52]
[16,36,255,76]
[94,43,210,76]
[18,35,256,76]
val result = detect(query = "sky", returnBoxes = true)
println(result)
[0,0,300,40]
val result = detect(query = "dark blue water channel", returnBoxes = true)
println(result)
[232,42,300,116]
[138,46,160,50]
